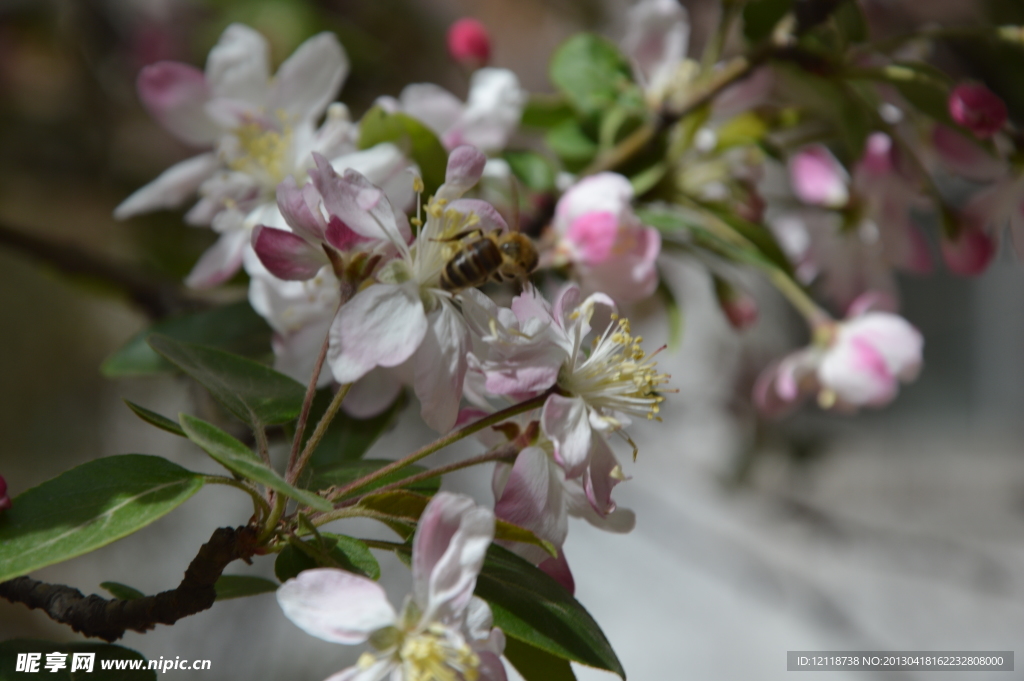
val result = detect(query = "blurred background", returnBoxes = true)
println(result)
[1,0,1023,678]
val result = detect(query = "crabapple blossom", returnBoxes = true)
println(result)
[114,24,355,287]
[388,69,526,153]
[550,173,661,304]
[949,83,1008,140]
[755,293,923,415]
[464,284,671,478]
[448,18,491,68]
[621,0,691,108]
[324,146,510,432]
[277,492,506,681]
[940,217,996,276]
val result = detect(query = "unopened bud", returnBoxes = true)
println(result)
[447,18,491,68]
[0,474,10,511]
[949,83,1007,140]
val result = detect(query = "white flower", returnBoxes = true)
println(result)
[277,492,506,681]
[113,24,399,288]
[390,69,526,153]
[324,146,508,432]
[464,284,671,477]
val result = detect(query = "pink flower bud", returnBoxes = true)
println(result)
[789,145,850,208]
[941,221,996,276]
[0,474,10,511]
[949,83,1008,140]
[714,279,758,331]
[447,18,491,68]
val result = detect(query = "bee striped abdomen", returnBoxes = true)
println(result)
[440,238,504,291]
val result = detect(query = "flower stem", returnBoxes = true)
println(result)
[288,382,352,486]
[327,390,552,502]
[342,443,521,506]
[286,328,334,483]
[257,494,287,544]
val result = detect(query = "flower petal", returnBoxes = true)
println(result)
[621,0,689,91]
[267,32,349,122]
[113,153,219,220]
[310,154,406,248]
[328,282,427,384]
[414,300,469,433]
[277,177,327,243]
[436,146,486,202]
[399,83,464,138]
[493,446,568,565]
[541,394,593,478]
[136,62,218,146]
[184,226,248,289]
[205,24,270,104]
[277,568,396,644]
[444,68,525,153]
[412,492,494,625]
[789,145,850,208]
[252,225,328,280]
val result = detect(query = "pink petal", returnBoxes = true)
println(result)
[184,228,248,289]
[819,336,897,406]
[583,435,624,517]
[136,62,217,146]
[554,173,634,231]
[113,153,219,220]
[437,146,486,201]
[567,211,619,264]
[789,145,850,208]
[414,301,470,433]
[412,493,494,625]
[840,313,923,382]
[930,125,1006,181]
[277,178,327,243]
[251,225,327,281]
[541,394,593,478]
[276,568,396,644]
[493,447,568,564]
[310,154,405,247]
[328,282,427,384]
[267,32,349,122]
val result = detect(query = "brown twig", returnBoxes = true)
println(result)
[0,525,259,642]
[0,219,203,319]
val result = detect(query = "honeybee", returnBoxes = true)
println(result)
[439,230,539,292]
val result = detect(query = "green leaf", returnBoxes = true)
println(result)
[872,62,955,127]
[101,301,271,377]
[99,581,145,600]
[359,106,449,198]
[743,0,793,43]
[0,455,204,583]
[274,533,380,582]
[214,574,278,600]
[549,33,636,117]
[309,459,440,498]
[494,520,558,559]
[546,120,598,171]
[476,545,624,678]
[179,414,332,512]
[504,636,577,681]
[521,95,576,129]
[149,335,305,427]
[0,639,155,680]
[123,400,185,437]
[356,490,432,539]
[503,151,556,192]
[307,390,407,470]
